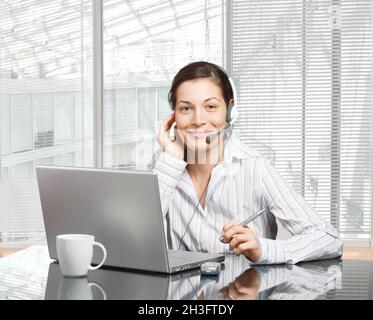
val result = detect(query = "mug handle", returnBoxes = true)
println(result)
[88,241,107,271]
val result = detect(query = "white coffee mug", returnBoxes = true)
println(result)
[56,234,107,277]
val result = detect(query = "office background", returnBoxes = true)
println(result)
[0,0,371,250]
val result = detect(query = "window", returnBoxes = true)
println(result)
[11,94,33,153]
[33,93,54,149]
[231,0,372,242]
[0,95,11,156]
[54,92,76,145]
[0,0,93,244]
[0,0,371,245]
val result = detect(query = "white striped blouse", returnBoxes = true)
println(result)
[152,134,343,265]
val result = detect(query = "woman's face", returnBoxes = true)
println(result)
[174,77,227,154]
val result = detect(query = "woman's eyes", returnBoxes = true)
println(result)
[179,105,218,112]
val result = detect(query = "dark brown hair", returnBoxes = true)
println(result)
[168,61,233,110]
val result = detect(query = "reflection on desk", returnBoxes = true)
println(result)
[0,246,373,300]
[166,255,343,300]
[45,261,201,300]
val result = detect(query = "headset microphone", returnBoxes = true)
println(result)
[206,77,238,144]
[205,122,229,144]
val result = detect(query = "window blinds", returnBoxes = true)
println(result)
[0,0,371,245]
[231,0,372,241]
[0,0,93,243]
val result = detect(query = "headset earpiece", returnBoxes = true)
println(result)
[169,122,176,141]
[206,77,239,144]
[226,101,238,124]
[227,103,239,125]
[227,77,238,125]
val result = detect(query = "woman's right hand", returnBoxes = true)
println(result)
[157,113,185,160]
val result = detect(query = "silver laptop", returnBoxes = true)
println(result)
[36,165,224,274]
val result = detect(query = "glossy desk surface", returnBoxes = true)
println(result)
[0,246,372,300]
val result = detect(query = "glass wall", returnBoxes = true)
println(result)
[0,0,94,243]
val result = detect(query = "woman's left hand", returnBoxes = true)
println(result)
[220,219,261,262]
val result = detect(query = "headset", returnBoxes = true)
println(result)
[169,76,239,144]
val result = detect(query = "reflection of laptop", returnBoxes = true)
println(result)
[45,261,201,300]
[36,165,224,274]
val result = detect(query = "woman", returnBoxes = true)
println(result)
[152,61,342,264]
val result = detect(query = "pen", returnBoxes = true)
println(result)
[238,208,266,227]
[219,208,267,242]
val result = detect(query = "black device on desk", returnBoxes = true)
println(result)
[200,262,222,276]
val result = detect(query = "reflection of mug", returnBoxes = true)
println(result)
[57,276,106,300]
[56,234,107,277]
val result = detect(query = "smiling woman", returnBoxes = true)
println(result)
[152,61,343,265]
[174,78,227,159]
[158,61,235,166]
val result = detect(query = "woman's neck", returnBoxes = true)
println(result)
[186,163,214,181]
